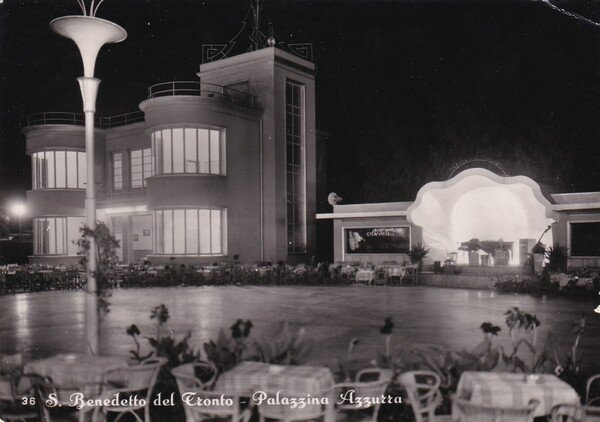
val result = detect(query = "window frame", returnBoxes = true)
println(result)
[153,208,227,256]
[151,127,226,176]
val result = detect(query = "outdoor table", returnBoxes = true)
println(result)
[355,269,374,284]
[24,353,129,387]
[214,361,336,421]
[454,371,581,419]
[387,266,406,278]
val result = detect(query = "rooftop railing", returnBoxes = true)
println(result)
[147,81,257,108]
[26,110,145,129]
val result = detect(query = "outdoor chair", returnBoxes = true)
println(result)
[35,376,103,422]
[373,269,387,286]
[0,373,39,421]
[398,370,446,422]
[586,374,600,407]
[256,390,326,422]
[403,265,419,285]
[95,359,164,422]
[172,362,218,421]
[177,389,252,422]
[551,404,600,422]
[329,373,390,422]
[452,396,539,422]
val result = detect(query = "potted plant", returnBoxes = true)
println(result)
[408,243,429,269]
[546,243,568,273]
[531,242,546,274]
[466,238,480,266]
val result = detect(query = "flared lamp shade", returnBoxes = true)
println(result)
[50,16,127,77]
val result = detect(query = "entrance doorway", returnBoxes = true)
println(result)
[110,214,153,264]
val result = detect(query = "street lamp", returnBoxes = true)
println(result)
[10,203,26,237]
[50,4,126,355]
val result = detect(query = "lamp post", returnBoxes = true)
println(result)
[10,203,26,238]
[50,8,126,355]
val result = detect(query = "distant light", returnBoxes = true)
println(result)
[595,305,600,315]
[10,203,26,217]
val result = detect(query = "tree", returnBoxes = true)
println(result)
[76,222,120,315]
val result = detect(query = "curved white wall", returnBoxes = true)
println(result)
[408,169,555,264]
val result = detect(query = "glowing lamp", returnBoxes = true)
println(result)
[50,16,126,78]
[10,203,26,217]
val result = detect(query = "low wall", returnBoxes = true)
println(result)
[420,272,498,290]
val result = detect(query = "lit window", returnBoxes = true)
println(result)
[112,152,123,190]
[33,216,84,255]
[31,151,86,189]
[151,128,225,175]
[285,80,306,254]
[130,148,152,188]
[154,208,226,256]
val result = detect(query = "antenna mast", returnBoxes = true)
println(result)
[252,0,260,50]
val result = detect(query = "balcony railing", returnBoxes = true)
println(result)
[147,81,257,108]
[26,111,145,129]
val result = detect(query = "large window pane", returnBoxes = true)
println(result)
[78,152,86,188]
[211,210,221,254]
[185,209,199,254]
[130,149,143,188]
[112,152,123,190]
[162,130,172,173]
[172,129,184,173]
[163,210,173,254]
[199,210,211,254]
[185,129,197,173]
[143,148,152,182]
[173,209,185,254]
[285,80,306,254]
[47,151,55,188]
[66,152,77,188]
[198,130,209,173]
[155,211,163,254]
[210,130,220,174]
[55,151,66,188]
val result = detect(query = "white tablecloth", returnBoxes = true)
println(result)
[455,371,580,418]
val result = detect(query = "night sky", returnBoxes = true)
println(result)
[2,0,600,213]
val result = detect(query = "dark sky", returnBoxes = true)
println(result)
[2,0,600,210]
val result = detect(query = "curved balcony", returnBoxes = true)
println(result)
[26,111,145,129]
[147,81,257,108]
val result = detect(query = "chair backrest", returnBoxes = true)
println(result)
[186,389,244,419]
[0,374,17,402]
[586,375,600,407]
[257,390,326,421]
[332,380,390,411]
[453,396,539,422]
[105,361,162,403]
[356,368,393,383]
[398,371,442,422]
[0,353,23,374]
[552,404,600,422]
[172,363,217,392]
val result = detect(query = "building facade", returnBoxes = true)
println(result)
[25,48,317,266]
[319,167,600,270]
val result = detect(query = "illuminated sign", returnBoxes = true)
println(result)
[345,227,409,254]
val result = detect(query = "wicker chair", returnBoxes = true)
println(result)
[398,370,444,422]
[35,376,103,422]
[0,373,39,421]
[452,396,539,422]
[171,362,218,421]
[256,390,327,422]
[551,404,600,422]
[329,371,391,422]
[177,389,252,422]
[95,359,164,422]
[586,375,600,407]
